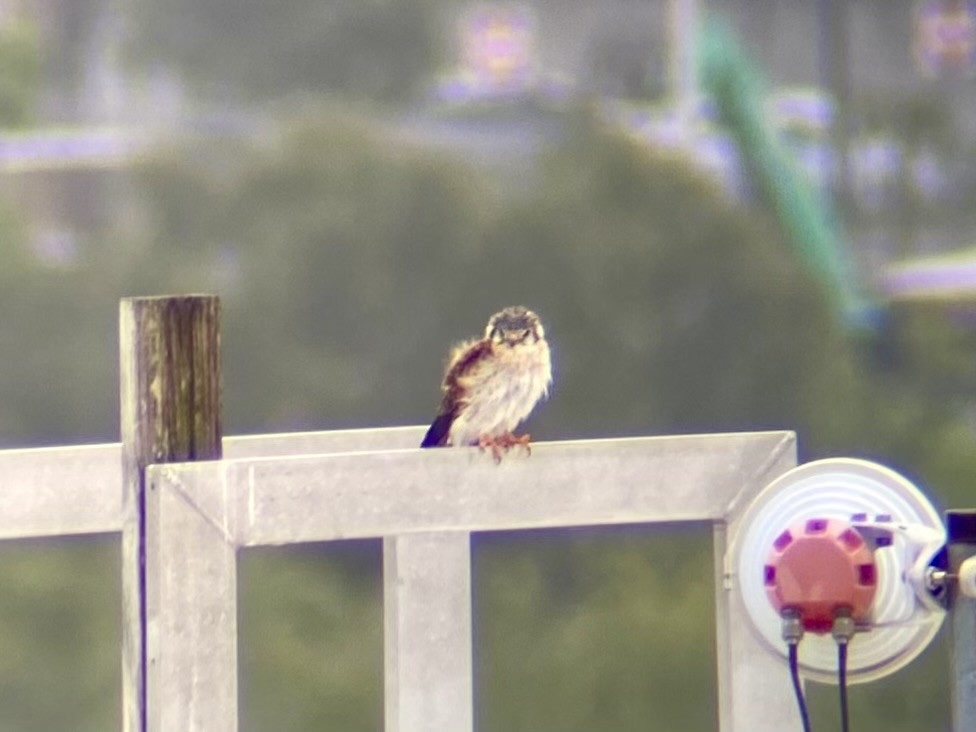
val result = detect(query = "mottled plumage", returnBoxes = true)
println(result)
[421,306,552,451]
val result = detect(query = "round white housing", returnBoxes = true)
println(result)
[731,458,945,684]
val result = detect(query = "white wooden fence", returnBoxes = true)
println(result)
[0,426,803,731]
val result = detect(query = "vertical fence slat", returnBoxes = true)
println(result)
[720,440,801,732]
[719,529,803,731]
[384,532,474,732]
[147,467,237,732]
[120,295,222,732]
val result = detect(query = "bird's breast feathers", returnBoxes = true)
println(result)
[447,337,551,445]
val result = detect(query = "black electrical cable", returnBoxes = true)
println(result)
[838,640,850,732]
[788,641,812,732]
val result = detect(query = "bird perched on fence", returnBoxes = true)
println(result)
[420,306,552,459]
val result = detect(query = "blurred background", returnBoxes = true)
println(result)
[1,0,976,729]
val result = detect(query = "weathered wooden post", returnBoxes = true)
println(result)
[947,510,976,732]
[120,295,222,732]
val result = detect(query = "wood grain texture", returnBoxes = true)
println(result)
[120,295,222,732]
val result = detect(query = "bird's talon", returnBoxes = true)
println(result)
[502,432,532,454]
[477,434,508,463]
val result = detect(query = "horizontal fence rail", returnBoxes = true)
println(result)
[0,426,426,540]
[144,429,799,732]
[0,442,122,538]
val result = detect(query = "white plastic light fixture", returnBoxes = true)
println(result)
[731,458,945,684]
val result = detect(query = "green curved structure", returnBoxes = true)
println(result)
[696,18,878,330]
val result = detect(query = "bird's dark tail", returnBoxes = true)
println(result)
[420,412,453,447]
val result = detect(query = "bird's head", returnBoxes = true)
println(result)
[485,306,545,348]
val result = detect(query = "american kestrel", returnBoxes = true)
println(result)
[421,306,552,458]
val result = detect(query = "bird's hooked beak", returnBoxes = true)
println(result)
[501,331,522,346]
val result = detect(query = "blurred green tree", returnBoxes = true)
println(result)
[0,19,39,128]
[0,536,120,732]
